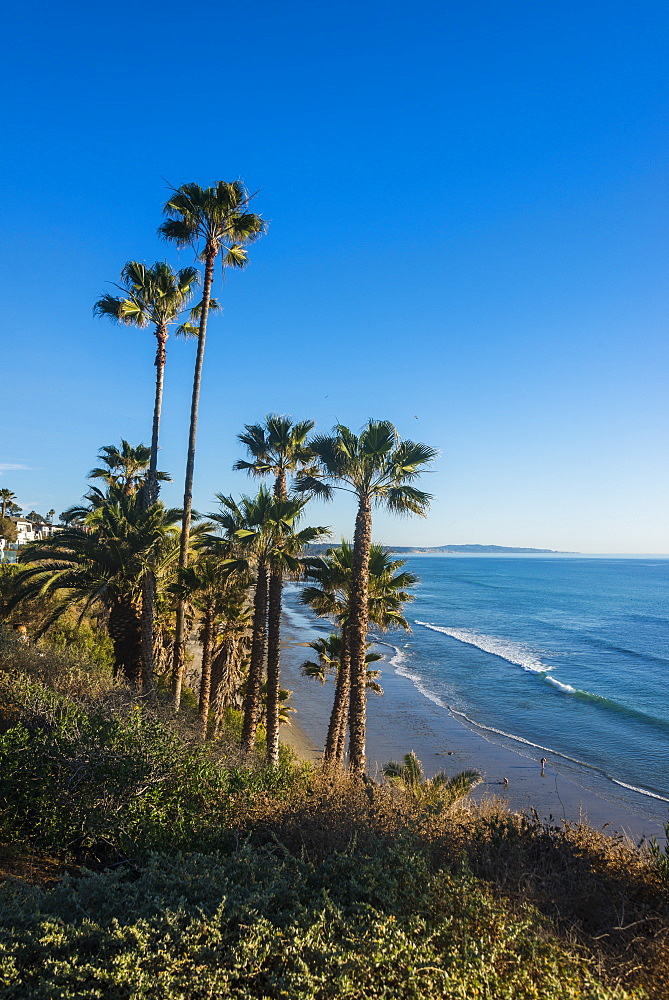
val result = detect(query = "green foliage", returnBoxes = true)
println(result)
[159,180,265,264]
[87,439,172,493]
[648,819,669,881]
[0,843,634,999]
[44,618,114,670]
[234,413,315,485]
[0,630,114,701]
[0,517,17,543]
[0,684,301,858]
[384,751,482,808]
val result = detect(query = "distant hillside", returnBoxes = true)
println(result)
[306,543,571,554]
[387,544,568,554]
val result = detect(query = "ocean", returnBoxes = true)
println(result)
[284,554,669,827]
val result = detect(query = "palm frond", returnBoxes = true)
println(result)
[384,485,433,517]
[292,475,334,501]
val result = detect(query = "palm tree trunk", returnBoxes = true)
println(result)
[273,468,287,498]
[140,572,157,701]
[324,624,350,765]
[211,641,228,738]
[347,496,373,774]
[241,560,268,751]
[264,469,288,765]
[172,249,216,710]
[199,607,215,740]
[147,325,167,506]
[108,601,143,685]
[140,325,165,701]
[335,692,349,763]
[264,568,283,766]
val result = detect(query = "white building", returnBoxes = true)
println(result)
[13,519,61,545]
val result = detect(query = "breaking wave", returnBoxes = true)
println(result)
[415,621,553,674]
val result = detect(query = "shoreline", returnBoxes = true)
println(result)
[279,622,666,844]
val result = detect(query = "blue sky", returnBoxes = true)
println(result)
[1,0,667,552]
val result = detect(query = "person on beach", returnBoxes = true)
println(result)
[540,757,547,773]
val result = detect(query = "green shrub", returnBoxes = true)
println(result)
[648,819,669,881]
[0,844,635,999]
[43,618,114,671]
[0,629,114,700]
[0,683,304,858]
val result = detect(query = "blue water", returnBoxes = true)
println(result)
[381,556,669,812]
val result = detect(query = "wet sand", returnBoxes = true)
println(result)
[280,625,666,844]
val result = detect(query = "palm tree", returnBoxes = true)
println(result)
[208,492,266,752]
[159,181,265,710]
[10,490,181,684]
[210,489,327,762]
[301,541,417,765]
[88,441,171,496]
[263,502,328,766]
[301,632,383,691]
[0,490,18,518]
[383,751,481,807]
[234,415,315,499]
[94,261,201,506]
[82,439,171,696]
[295,421,436,774]
[235,414,318,760]
[170,549,250,740]
[210,595,253,738]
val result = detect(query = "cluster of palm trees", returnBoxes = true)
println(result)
[9,179,438,773]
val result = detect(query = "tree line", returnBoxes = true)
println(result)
[5,180,437,774]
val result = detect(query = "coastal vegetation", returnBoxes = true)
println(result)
[2,178,667,997]
[0,634,667,998]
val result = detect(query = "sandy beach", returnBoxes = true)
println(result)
[279,624,667,844]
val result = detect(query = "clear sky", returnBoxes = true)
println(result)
[1,0,667,552]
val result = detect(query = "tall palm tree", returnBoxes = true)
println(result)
[10,490,181,684]
[301,541,417,765]
[295,421,436,774]
[159,181,265,710]
[94,262,201,507]
[0,490,18,518]
[234,414,317,759]
[209,489,327,762]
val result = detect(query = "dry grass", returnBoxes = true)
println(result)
[232,771,669,1000]
[0,639,116,704]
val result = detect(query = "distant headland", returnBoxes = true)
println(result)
[386,544,573,554]
[307,543,574,554]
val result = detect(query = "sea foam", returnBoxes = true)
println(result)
[544,675,576,694]
[415,621,553,674]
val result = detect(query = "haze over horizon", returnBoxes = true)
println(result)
[1,1,667,554]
